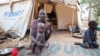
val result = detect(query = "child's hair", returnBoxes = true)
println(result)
[88,21,98,28]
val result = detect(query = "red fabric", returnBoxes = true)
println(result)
[11,48,18,56]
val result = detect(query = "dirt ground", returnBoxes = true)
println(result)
[0,31,100,56]
[0,31,100,49]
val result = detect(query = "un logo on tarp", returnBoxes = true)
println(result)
[48,43,62,55]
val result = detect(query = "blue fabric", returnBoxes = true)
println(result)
[92,41,99,48]
[81,28,99,48]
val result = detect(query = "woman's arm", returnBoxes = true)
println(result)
[45,23,52,41]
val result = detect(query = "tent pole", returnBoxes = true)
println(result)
[9,0,13,11]
[71,6,75,36]
[29,0,36,41]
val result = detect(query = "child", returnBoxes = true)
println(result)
[81,21,99,48]
[33,22,45,54]
[36,22,45,44]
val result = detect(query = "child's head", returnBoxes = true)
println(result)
[88,21,98,30]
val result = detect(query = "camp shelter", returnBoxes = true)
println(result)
[0,0,35,38]
[34,0,78,29]
[0,0,79,38]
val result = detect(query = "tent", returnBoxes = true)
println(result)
[0,0,78,38]
[0,0,35,38]
[34,0,78,30]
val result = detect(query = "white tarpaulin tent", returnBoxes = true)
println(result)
[0,0,34,38]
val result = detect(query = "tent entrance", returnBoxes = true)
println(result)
[47,7,58,31]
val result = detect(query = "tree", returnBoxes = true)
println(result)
[80,0,100,21]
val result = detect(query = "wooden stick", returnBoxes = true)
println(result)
[71,6,75,36]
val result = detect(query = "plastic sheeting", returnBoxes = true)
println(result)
[0,0,33,38]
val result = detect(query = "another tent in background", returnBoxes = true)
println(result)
[34,0,78,30]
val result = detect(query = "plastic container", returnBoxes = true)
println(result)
[97,27,100,31]
[97,25,100,31]
[69,25,76,32]
[11,48,18,56]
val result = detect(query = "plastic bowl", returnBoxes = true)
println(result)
[0,48,12,56]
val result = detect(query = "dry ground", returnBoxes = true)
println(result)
[0,31,100,56]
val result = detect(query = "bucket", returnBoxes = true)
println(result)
[97,26,100,31]
[69,25,76,32]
